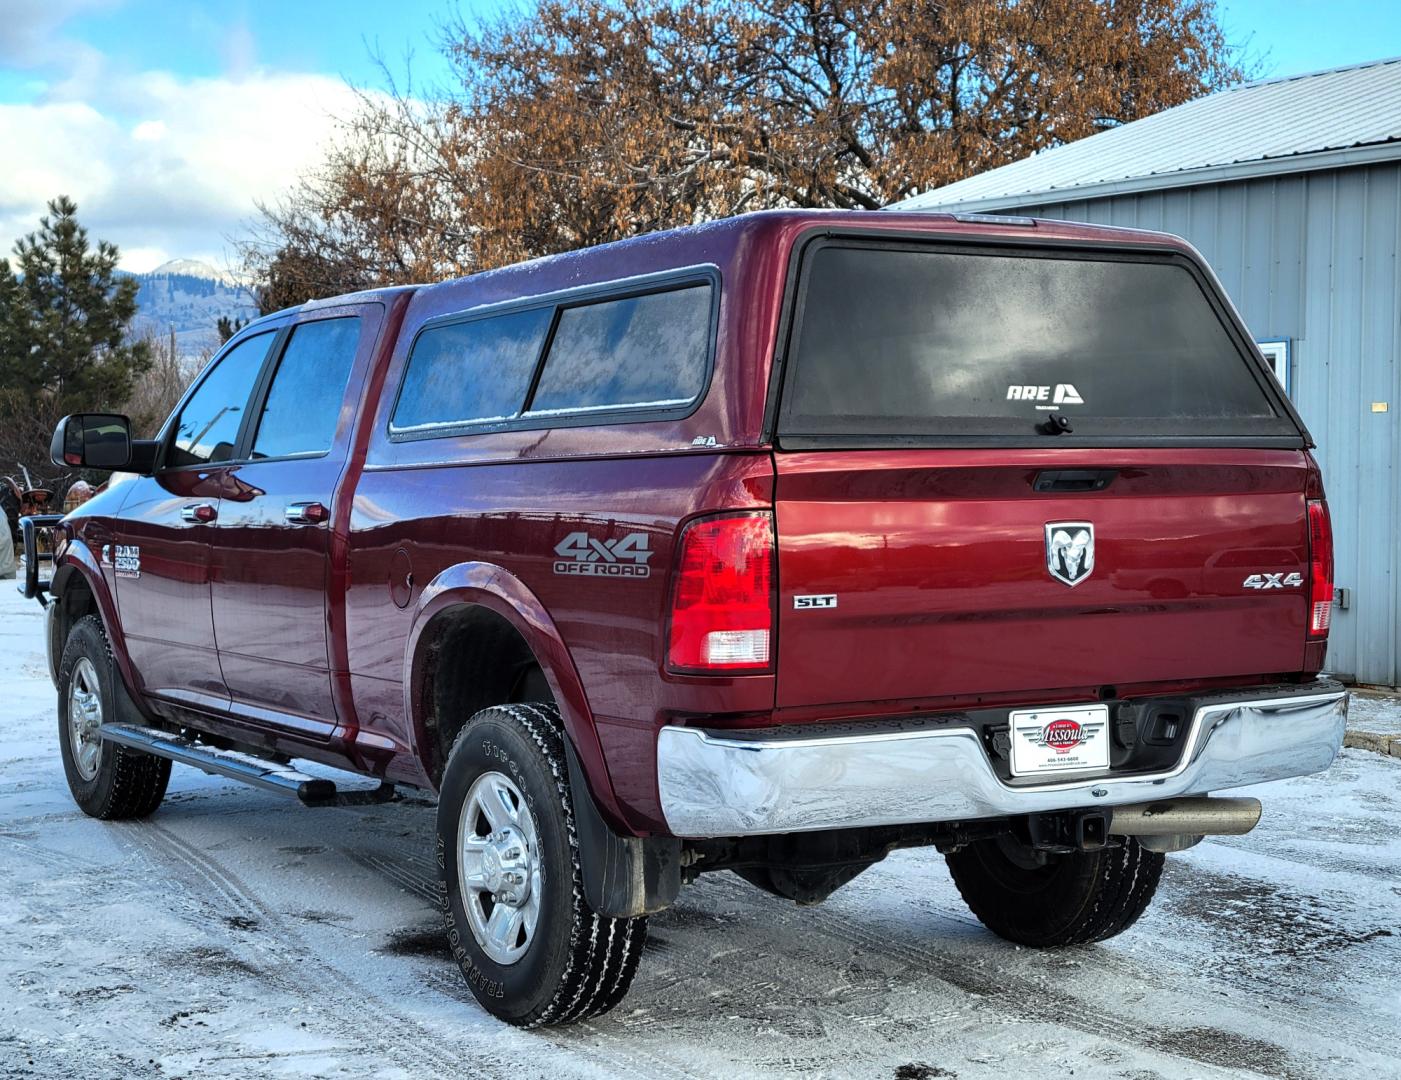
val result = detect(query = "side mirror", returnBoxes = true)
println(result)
[50,413,133,471]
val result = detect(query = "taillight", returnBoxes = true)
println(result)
[667,512,775,673]
[1307,499,1333,638]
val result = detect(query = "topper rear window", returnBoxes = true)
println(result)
[777,241,1301,446]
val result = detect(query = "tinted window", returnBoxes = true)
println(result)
[168,332,275,467]
[392,307,552,432]
[253,317,362,459]
[526,285,711,415]
[782,246,1287,438]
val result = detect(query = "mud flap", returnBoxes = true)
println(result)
[563,738,682,918]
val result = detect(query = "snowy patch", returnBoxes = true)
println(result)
[1,584,1398,1077]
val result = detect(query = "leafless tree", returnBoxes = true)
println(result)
[238,0,1247,306]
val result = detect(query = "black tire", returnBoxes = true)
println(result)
[436,703,646,1027]
[57,615,171,820]
[945,835,1163,947]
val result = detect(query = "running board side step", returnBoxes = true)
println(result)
[99,723,396,807]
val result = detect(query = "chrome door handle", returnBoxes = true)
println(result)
[284,501,329,525]
[181,503,217,523]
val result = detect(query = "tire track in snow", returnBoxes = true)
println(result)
[695,872,1314,1080]
[1097,857,1401,1055]
[112,819,526,1080]
[133,812,714,1080]
[331,831,709,1080]
[0,830,91,872]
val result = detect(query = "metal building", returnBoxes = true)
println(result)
[894,57,1401,686]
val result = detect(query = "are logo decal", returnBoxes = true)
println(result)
[1007,383,1084,411]
[553,531,653,579]
[793,594,838,610]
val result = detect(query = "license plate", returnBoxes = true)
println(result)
[1009,704,1111,777]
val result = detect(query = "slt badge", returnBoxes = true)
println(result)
[1045,522,1094,587]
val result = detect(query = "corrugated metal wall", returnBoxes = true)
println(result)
[1011,163,1401,685]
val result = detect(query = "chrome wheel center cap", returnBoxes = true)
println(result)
[483,827,531,906]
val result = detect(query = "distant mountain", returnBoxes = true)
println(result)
[127,260,258,357]
[144,258,237,285]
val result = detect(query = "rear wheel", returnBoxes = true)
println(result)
[437,703,646,1026]
[945,834,1163,947]
[57,615,170,819]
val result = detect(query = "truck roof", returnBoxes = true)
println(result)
[247,284,419,329]
[254,209,1196,323]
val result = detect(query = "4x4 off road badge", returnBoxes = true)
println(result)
[1045,522,1094,587]
[553,530,653,579]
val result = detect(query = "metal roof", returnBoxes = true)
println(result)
[893,56,1401,213]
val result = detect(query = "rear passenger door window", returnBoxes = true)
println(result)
[526,285,711,416]
[392,307,553,433]
[252,317,362,459]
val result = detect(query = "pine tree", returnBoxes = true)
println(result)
[216,314,248,344]
[0,196,151,480]
[0,264,20,371]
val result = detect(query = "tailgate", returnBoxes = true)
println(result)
[770,236,1311,711]
[774,450,1311,709]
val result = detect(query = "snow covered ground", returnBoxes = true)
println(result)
[2,584,1399,1080]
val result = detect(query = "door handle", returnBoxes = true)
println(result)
[181,503,217,523]
[284,501,329,525]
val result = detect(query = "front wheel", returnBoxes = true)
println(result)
[57,615,171,819]
[436,703,646,1026]
[945,834,1164,947]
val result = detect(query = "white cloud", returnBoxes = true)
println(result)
[0,0,375,272]
[0,0,115,68]
[0,69,367,272]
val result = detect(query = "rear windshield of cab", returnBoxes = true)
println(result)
[776,240,1302,447]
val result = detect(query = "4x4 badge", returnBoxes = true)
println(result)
[1045,522,1094,587]
[553,531,653,579]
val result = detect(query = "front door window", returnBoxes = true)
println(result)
[168,332,277,467]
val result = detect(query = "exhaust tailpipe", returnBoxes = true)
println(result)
[1109,796,1262,837]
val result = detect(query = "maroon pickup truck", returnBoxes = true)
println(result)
[22,210,1347,1027]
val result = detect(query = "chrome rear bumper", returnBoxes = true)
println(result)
[655,686,1348,837]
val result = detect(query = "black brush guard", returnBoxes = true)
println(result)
[17,514,64,603]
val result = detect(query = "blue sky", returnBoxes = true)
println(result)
[0,1,497,107]
[1219,0,1401,81]
[1,0,1399,272]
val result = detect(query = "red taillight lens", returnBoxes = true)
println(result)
[667,512,774,673]
[1307,499,1333,638]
